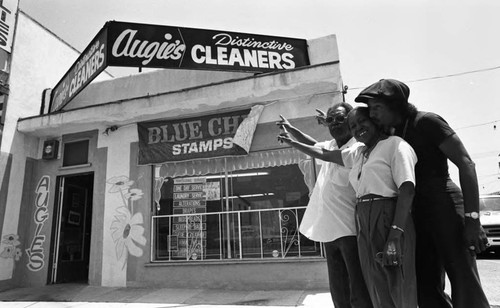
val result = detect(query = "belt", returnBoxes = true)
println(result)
[357,196,395,203]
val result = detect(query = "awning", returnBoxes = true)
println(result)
[157,147,309,179]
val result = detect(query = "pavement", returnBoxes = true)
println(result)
[0,284,333,307]
[0,259,498,307]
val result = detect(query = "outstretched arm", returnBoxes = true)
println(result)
[276,115,318,146]
[439,134,488,254]
[277,133,344,165]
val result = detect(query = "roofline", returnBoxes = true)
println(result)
[19,60,340,122]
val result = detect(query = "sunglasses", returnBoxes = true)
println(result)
[325,114,346,124]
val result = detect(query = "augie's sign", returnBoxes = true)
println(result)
[50,30,107,113]
[50,21,309,112]
[107,22,308,71]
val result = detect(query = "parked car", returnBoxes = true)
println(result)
[479,194,500,254]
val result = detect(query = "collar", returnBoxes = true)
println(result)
[331,137,356,150]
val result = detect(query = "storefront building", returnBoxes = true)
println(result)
[0,9,114,290]
[1,21,344,290]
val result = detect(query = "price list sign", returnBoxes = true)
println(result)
[171,177,208,259]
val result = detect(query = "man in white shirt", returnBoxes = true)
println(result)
[277,102,372,308]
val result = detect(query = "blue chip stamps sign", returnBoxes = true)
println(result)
[50,21,309,112]
[138,108,260,164]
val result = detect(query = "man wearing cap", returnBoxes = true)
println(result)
[277,102,373,308]
[355,79,490,308]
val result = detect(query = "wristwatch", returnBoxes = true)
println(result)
[464,212,479,219]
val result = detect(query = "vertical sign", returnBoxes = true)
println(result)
[0,0,18,123]
[50,26,108,112]
[0,0,19,53]
[171,177,207,260]
[26,175,50,271]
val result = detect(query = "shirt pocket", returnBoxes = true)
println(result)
[331,164,350,187]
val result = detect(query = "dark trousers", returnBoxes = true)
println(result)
[324,236,373,308]
[356,199,417,308]
[413,178,490,308]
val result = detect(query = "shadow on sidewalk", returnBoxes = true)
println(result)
[0,283,332,307]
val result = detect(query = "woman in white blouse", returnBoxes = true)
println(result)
[278,106,417,308]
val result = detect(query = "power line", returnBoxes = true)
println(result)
[455,120,498,131]
[345,66,500,132]
[347,65,500,90]
[405,65,500,84]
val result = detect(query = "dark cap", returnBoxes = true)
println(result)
[355,79,410,104]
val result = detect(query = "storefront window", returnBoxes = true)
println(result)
[152,163,322,261]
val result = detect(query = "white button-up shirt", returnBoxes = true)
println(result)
[299,138,361,242]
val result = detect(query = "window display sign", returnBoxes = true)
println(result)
[171,177,209,259]
[138,108,254,164]
[50,21,309,112]
[203,182,220,201]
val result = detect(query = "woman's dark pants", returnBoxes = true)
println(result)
[324,235,373,308]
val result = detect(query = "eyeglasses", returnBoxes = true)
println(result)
[325,114,346,124]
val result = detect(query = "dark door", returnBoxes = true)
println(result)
[53,173,93,283]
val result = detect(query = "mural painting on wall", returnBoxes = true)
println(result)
[26,175,50,271]
[0,234,22,261]
[107,176,146,268]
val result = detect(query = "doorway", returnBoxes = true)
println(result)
[50,173,93,283]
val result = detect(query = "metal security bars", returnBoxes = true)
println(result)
[151,206,323,262]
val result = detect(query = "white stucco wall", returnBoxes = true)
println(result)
[2,11,112,155]
[0,11,112,281]
[97,125,138,287]
[67,69,253,110]
[18,63,342,138]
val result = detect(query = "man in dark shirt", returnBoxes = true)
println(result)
[355,79,490,308]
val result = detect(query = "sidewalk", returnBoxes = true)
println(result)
[0,284,333,308]
[0,259,499,307]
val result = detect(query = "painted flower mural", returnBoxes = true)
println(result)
[106,176,146,267]
[125,189,144,201]
[2,234,20,246]
[111,207,146,259]
[0,234,22,261]
[107,176,134,193]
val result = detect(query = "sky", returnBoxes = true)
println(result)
[19,0,500,192]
